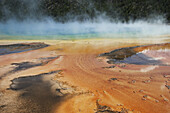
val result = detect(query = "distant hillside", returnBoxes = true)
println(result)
[0,0,170,23]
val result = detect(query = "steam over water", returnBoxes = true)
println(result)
[0,19,170,40]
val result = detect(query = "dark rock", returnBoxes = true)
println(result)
[143,95,148,98]
[11,57,58,72]
[8,70,72,113]
[0,43,49,56]
[117,104,123,106]
[163,75,170,78]
[165,85,170,89]
[143,80,151,83]
[109,78,118,81]
[155,100,159,103]
[11,62,43,72]
[131,80,136,83]
[103,66,115,68]
[95,100,123,113]
[0,105,6,108]
[99,43,170,66]
[99,46,138,60]
[0,57,58,80]
[10,70,60,90]
[142,97,146,100]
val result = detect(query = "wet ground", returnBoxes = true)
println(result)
[0,43,49,55]
[0,56,58,80]
[100,43,170,66]
[9,71,64,113]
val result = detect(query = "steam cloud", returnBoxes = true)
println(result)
[0,18,170,39]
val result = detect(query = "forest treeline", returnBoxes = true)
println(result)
[0,0,169,23]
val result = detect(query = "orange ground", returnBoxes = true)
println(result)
[0,38,170,113]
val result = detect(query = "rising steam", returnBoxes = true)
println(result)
[0,18,170,39]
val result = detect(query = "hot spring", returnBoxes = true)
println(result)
[0,19,170,40]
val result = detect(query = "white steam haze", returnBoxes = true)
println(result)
[0,18,170,39]
[0,0,170,40]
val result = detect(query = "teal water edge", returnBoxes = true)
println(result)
[0,34,169,40]
[0,22,170,40]
[0,33,170,40]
